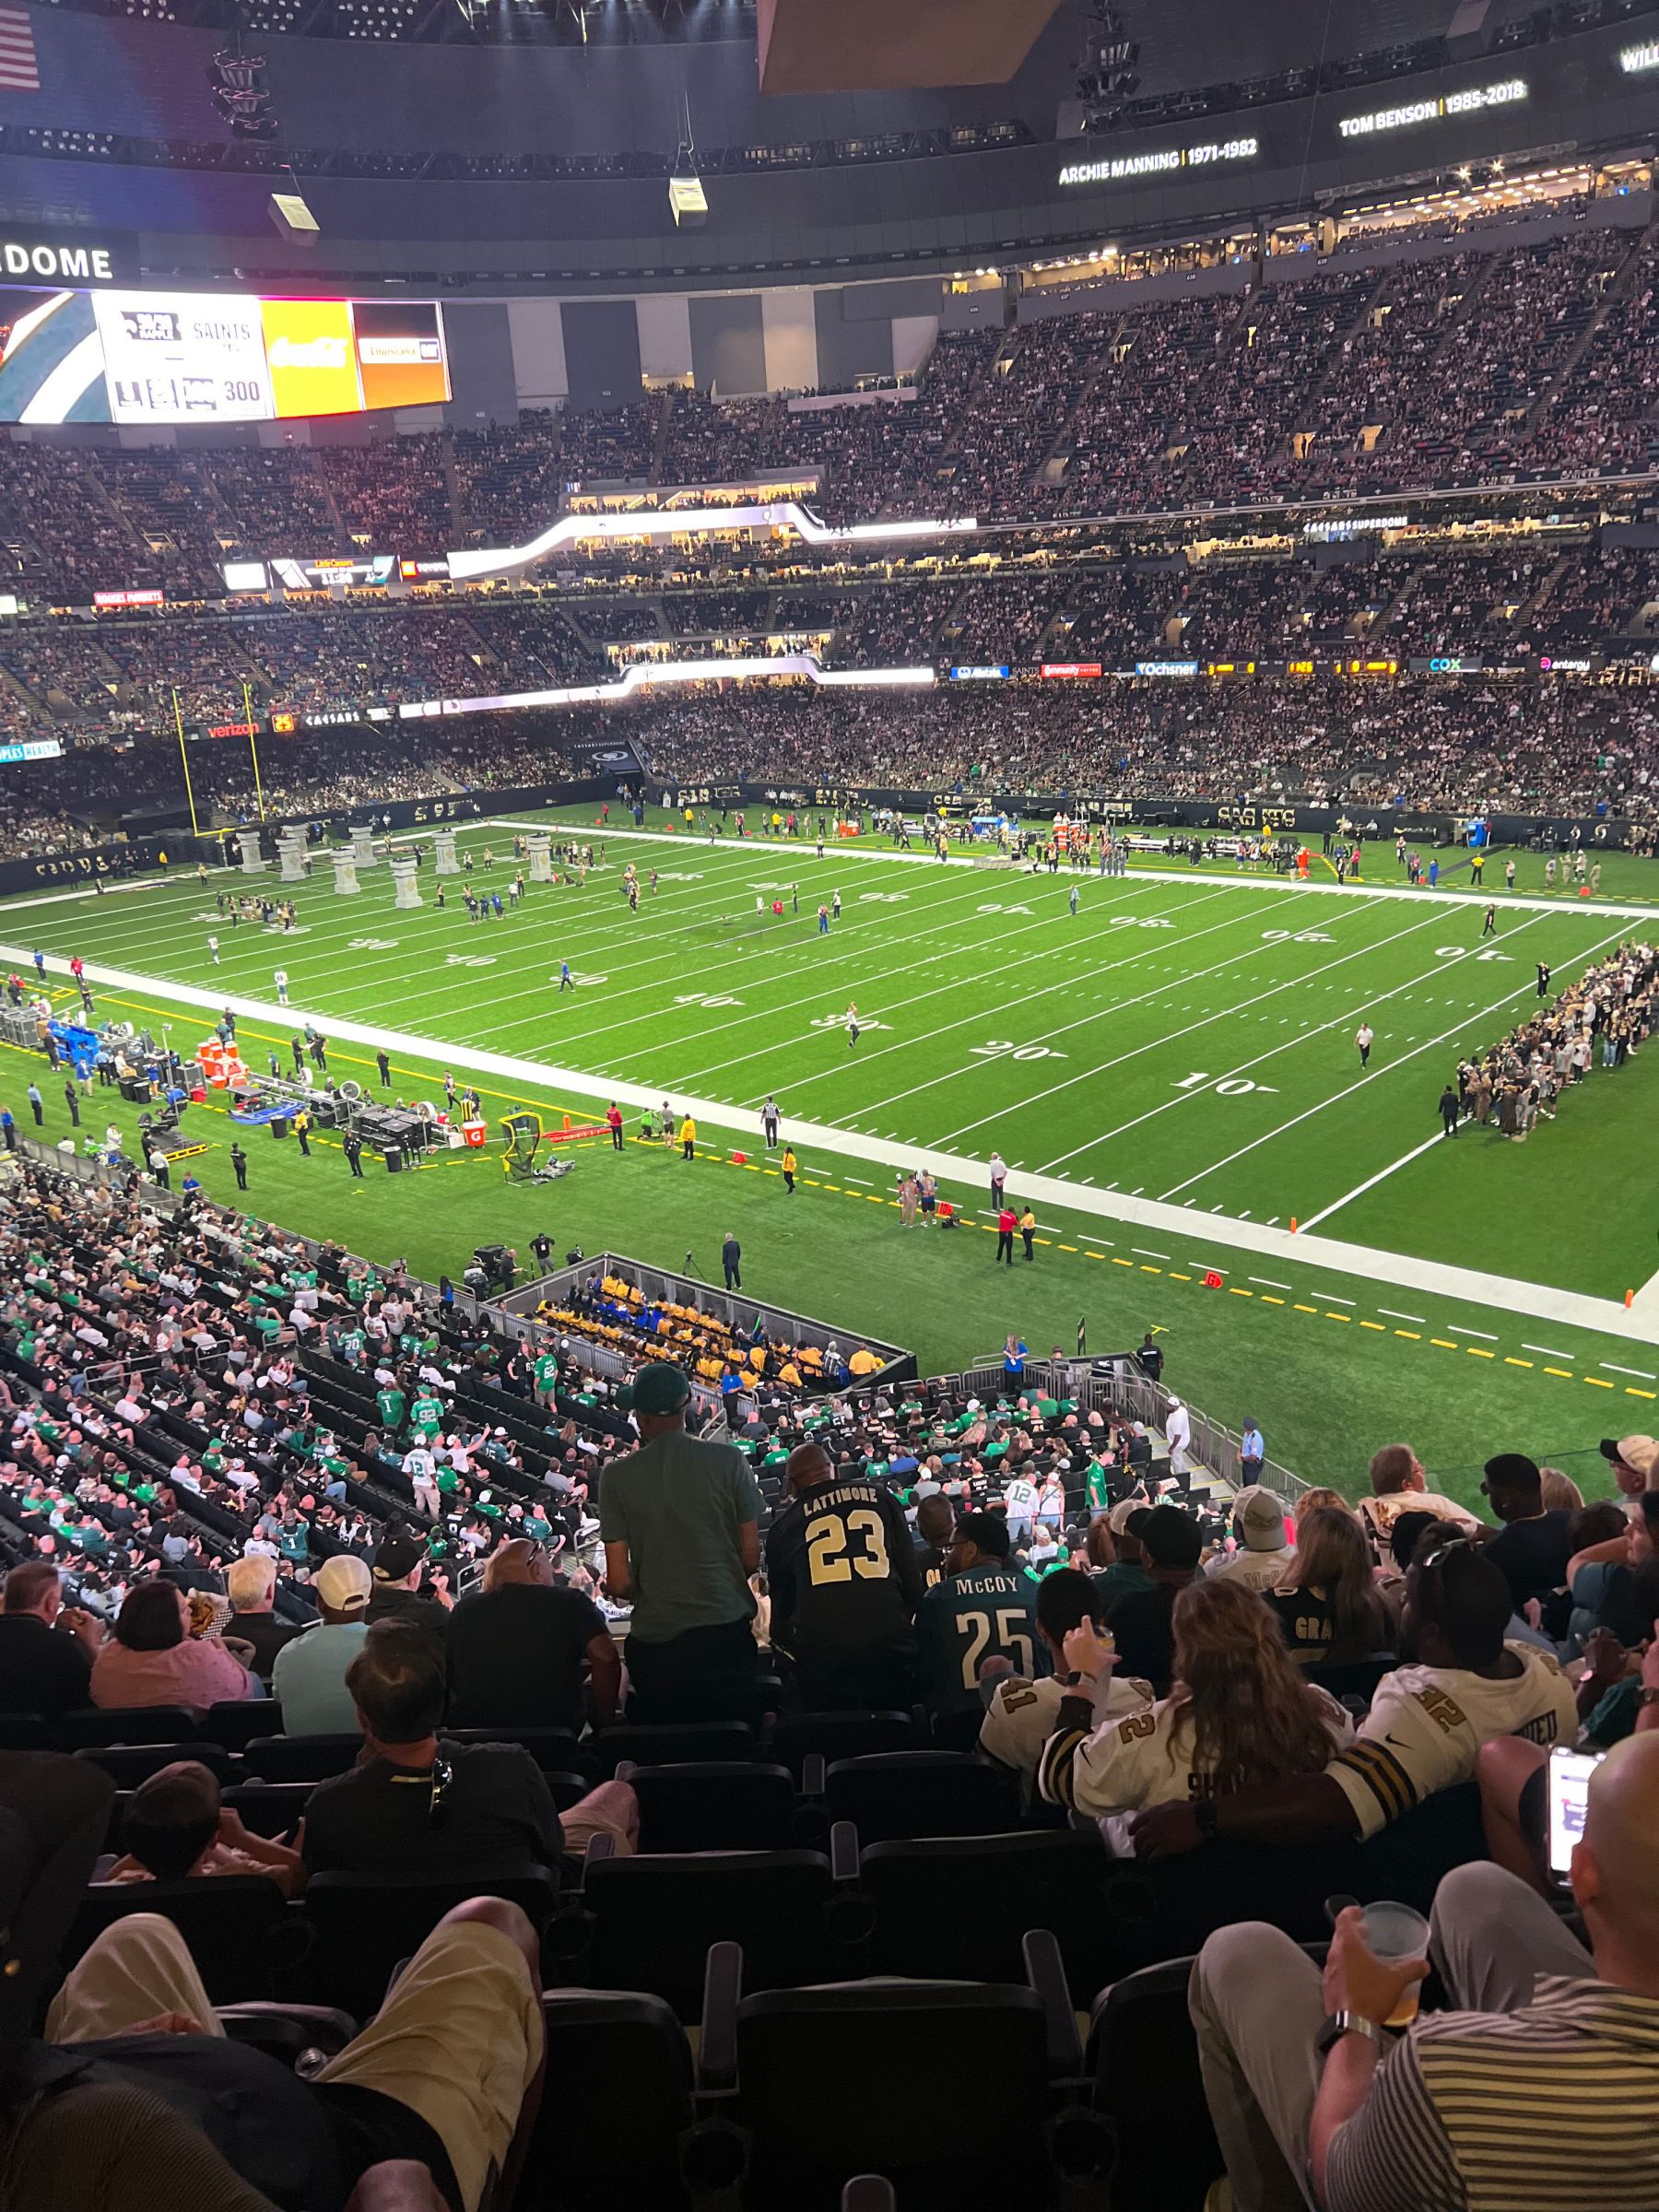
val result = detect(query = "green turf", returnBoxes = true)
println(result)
[1,808,1655,1509]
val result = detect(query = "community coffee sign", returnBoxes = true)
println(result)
[0,229,135,285]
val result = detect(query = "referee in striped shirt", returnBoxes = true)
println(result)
[1188,1726,1659,2211]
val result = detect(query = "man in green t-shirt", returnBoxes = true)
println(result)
[1085,1459,1113,1516]
[533,1349,560,1404]
[599,1363,760,1723]
[408,1390,444,1440]
[376,1382,406,1432]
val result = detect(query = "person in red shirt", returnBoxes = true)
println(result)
[606,1101,624,1152]
[995,1206,1018,1265]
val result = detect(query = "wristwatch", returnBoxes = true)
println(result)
[1315,2011,1383,2060]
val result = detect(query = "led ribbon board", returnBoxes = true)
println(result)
[396,652,935,721]
[445,501,977,583]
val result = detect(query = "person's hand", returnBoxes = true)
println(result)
[60,1605,102,1649]
[217,1806,253,1847]
[1321,1906,1427,2027]
[1128,1801,1202,1860]
[1584,1627,1632,1687]
[1642,1623,1659,1693]
[1523,1597,1544,1631]
[344,2161,449,2212]
[1062,1623,1117,1684]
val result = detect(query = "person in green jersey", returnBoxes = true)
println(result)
[533,1348,560,1405]
[376,1381,406,1432]
[916,1511,1047,1718]
[408,1389,444,1440]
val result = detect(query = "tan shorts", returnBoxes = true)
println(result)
[50,1910,543,2212]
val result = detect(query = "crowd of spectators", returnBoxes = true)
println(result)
[1452,938,1656,1143]
[0,1108,1657,2210]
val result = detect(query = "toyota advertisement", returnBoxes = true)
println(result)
[0,287,447,425]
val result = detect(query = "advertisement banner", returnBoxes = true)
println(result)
[95,291,275,426]
[262,298,361,419]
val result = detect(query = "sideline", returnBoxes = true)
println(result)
[6,937,1657,1353]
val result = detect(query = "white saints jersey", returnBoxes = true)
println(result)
[1036,1680,1353,1818]
[980,1673,1153,1801]
[1327,1642,1576,1841]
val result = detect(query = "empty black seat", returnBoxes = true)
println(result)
[1087,1956,1223,2212]
[301,1866,559,2020]
[75,1743,230,1790]
[60,1707,201,1748]
[713,1936,1096,2212]
[823,1752,1017,1845]
[204,1700,283,1751]
[554,1849,854,2019]
[766,1710,918,1779]
[244,1734,362,1783]
[64,1877,296,2006]
[522,1991,709,2211]
[222,1781,311,1839]
[859,1829,1125,2001]
[446,1725,594,1778]
[627,1761,798,1853]
[592,1722,755,1775]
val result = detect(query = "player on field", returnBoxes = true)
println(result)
[765,1442,922,1709]
[831,890,841,921]
[1481,902,1497,938]
[559,961,573,992]
[761,1096,781,1148]
[1355,1021,1373,1071]
[1069,883,1079,916]
[206,935,219,966]
[846,1005,861,1048]
[916,1512,1045,1721]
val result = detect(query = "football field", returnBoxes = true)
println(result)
[3,807,1658,1494]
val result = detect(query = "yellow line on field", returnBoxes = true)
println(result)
[1260,1294,1285,1305]
[1111,1256,1132,1266]
[1504,1357,1533,1368]
[1230,1286,1253,1298]
[1583,1375,1614,1388]
[1294,1303,1318,1313]
[1139,1264,1162,1274]
[1058,1243,1078,1253]
[1465,1346,1494,1359]
[1394,1328,1421,1340]
[1544,1366,1574,1379]
[1629,1387,1658,1399]
[1169,1269,1191,1281]
[1359,1319,1385,1331]
[1430,1337,1458,1349]
[1325,1312,1351,1324]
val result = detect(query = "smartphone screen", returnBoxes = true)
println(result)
[1547,1747,1603,1875]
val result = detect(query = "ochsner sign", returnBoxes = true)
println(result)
[0,231,132,284]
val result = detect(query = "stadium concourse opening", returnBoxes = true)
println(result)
[3,11,1659,2206]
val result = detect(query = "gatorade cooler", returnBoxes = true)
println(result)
[461,1120,488,1149]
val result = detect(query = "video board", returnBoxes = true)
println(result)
[0,288,448,425]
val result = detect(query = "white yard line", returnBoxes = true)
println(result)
[10,937,1659,1352]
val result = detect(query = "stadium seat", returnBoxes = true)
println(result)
[64,1877,300,2006]
[550,1832,867,2019]
[704,1931,1110,2211]
[592,1721,756,1774]
[204,1700,285,1751]
[217,2002,359,2070]
[857,1829,1127,2001]
[60,1707,202,1748]
[822,1752,1018,1844]
[445,1724,595,1777]
[74,1742,231,1789]
[300,1866,559,2019]
[1357,1778,1487,1912]
[1086,1957,1226,2212]
[0,1714,53,1752]
[522,1990,732,2212]
[1303,1654,1398,1707]
[622,1759,800,1853]
[243,1733,363,1783]
[764,1709,919,1778]
[222,1781,311,1838]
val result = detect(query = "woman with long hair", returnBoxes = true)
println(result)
[1268,1505,1394,1664]
[1036,1577,1351,1836]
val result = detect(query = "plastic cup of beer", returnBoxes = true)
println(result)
[1359,1900,1430,2027]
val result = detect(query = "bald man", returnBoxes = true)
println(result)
[1189,1732,1659,2211]
[764,1441,923,1710]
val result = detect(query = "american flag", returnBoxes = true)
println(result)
[0,8,39,92]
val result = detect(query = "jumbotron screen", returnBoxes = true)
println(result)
[0,288,449,425]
